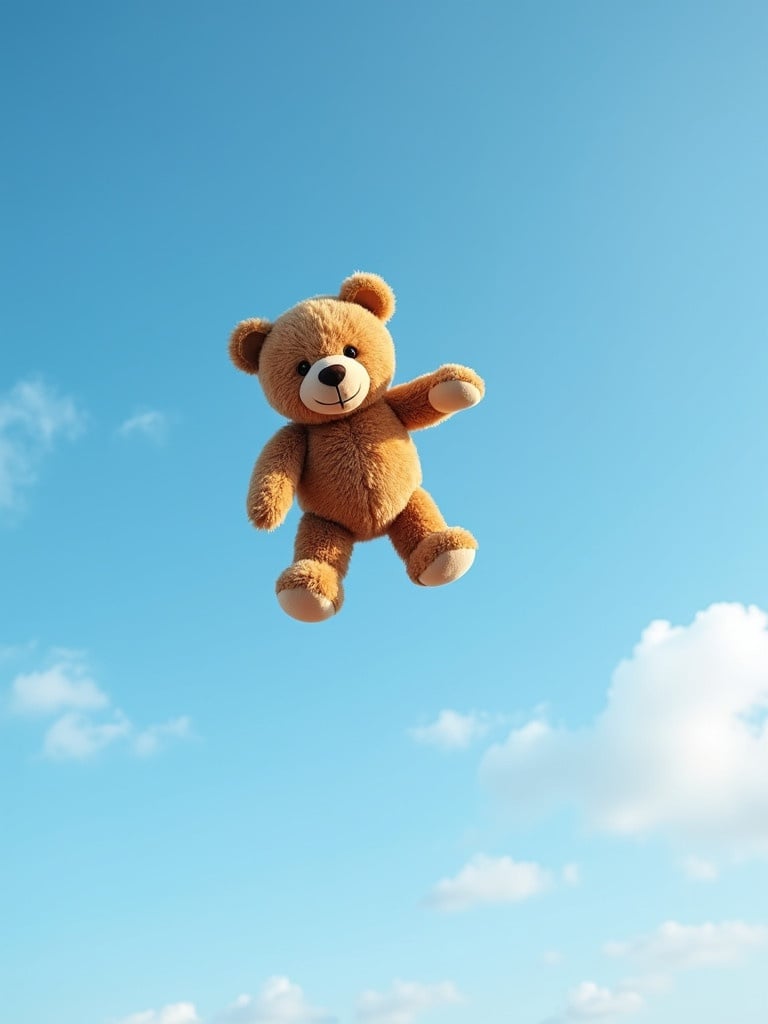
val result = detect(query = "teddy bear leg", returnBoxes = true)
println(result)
[388,488,477,587]
[276,513,354,622]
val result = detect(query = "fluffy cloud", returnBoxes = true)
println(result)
[40,710,190,761]
[560,982,644,1021]
[10,657,108,715]
[117,1004,200,1024]
[214,976,332,1023]
[118,410,169,443]
[604,920,768,972]
[116,978,463,1024]
[427,854,553,911]
[409,710,493,750]
[0,378,84,511]
[482,604,768,857]
[6,650,190,761]
[117,979,331,1024]
[547,919,766,1023]
[356,980,462,1024]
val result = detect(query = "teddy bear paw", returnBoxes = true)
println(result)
[276,559,343,622]
[407,528,478,587]
[277,587,336,623]
[418,548,476,586]
[428,379,483,414]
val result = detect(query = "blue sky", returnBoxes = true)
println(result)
[2,1,768,1022]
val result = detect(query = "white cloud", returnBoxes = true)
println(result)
[119,410,169,443]
[43,710,132,759]
[5,648,190,762]
[604,920,768,972]
[427,854,552,911]
[0,378,84,510]
[680,856,718,881]
[134,716,192,756]
[409,709,493,750]
[214,976,333,1023]
[561,982,644,1021]
[116,1003,200,1024]
[547,919,766,1024]
[357,980,462,1024]
[10,657,109,715]
[115,979,461,1024]
[482,604,768,858]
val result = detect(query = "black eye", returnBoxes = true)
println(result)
[297,361,311,376]
[343,345,358,358]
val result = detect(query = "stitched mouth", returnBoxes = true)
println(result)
[314,384,362,408]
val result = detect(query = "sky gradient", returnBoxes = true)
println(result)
[2,2,768,1023]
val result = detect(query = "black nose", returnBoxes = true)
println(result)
[318,364,346,387]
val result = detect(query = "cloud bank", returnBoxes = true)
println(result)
[482,603,768,858]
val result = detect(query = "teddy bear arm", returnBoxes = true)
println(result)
[247,425,306,531]
[387,364,485,430]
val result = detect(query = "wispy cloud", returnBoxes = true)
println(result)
[547,919,767,1023]
[134,717,192,757]
[44,710,133,759]
[482,603,768,859]
[115,977,332,1024]
[562,863,581,886]
[426,854,555,912]
[604,920,768,972]
[409,709,495,750]
[680,856,718,882]
[116,1004,200,1024]
[6,650,191,761]
[542,950,564,967]
[356,980,462,1024]
[114,977,462,1024]
[557,981,644,1022]
[118,410,169,443]
[215,976,333,1023]
[0,378,84,512]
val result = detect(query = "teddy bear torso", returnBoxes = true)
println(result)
[297,401,422,541]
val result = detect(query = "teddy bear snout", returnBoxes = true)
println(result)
[298,353,372,416]
[318,364,347,387]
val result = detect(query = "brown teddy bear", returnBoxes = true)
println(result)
[229,272,485,622]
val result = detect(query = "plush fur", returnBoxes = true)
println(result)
[229,272,485,622]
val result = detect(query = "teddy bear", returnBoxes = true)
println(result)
[228,272,485,622]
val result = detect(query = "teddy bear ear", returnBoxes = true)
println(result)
[338,272,396,323]
[228,318,273,375]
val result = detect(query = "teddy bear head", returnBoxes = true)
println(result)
[229,273,397,424]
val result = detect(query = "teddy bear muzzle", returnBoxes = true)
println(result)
[299,353,371,415]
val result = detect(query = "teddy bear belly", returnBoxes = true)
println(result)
[297,434,423,541]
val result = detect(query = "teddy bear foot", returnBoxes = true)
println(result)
[275,559,343,623]
[419,548,476,586]
[407,528,478,587]
[277,588,336,623]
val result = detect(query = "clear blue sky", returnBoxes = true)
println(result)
[2,2,768,1023]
